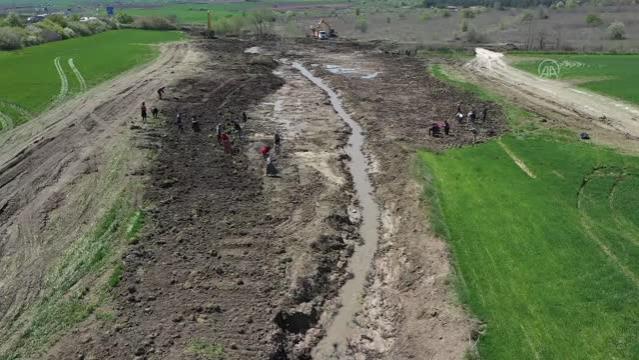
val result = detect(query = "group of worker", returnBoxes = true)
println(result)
[140,86,279,176]
[429,104,489,138]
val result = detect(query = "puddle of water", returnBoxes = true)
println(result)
[293,62,381,358]
[244,46,262,54]
[325,64,380,80]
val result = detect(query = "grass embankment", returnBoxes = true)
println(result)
[0,29,182,127]
[424,65,639,359]
[1,155,147,359]
[509,53,639,105]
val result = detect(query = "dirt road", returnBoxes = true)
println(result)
[467,48,639,139]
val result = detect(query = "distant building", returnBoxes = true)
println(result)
[446,6,460,11]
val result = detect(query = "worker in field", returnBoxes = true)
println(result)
[482,106,488,122]
[428,122,442,137]
[152,107,159,119]
[274,132,281,152]
[141,102,148,122]
[221,132,232,154]
[176,112,183,132]
[265,154,278,177]
[455,111,464,123]
[232,120,243,141]
[468,110,476,123]
[444,120,450,136]
[242,112,248,122]
[260,145,271,160]
[215,123,223,144]
[191,115,200,132]
[157,87,166,100]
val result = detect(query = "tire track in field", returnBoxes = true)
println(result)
[68,58,87,92]
[577,168,639,288]
[54,57,69,103]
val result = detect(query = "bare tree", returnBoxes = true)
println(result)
[249,10,275,37]
[538,29,547,49]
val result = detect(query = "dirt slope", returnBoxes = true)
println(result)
[0,41,198,357]
[467,48,639,139]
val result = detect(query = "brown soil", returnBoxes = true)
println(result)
[283,41,504,359]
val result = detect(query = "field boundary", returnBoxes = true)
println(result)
[68,58,87,92]
[53,57,69,103]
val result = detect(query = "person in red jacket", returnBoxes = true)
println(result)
[221,132,232,154]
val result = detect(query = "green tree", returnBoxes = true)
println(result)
[116,12,134,24]
[3,13,24,27]
[585,13,603,26]
[355,16,368,32]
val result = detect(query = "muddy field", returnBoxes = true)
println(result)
[1,35,507,359]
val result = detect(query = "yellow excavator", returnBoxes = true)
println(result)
[310,19,336,40]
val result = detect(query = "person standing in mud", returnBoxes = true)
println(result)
[242,111,248,122]
[468,110,476,123]
[215,123,223,144]
[265,154,278,177]
[191,115,200,132]
[274,131,281,153]
[157,87,166,100]
[221,132,232,154]
[151,107,159,119]
[482,106,489,122]
[232,120,242,141]
[141,102,148,122]
[444,120,451,136]
[176,112,183,132]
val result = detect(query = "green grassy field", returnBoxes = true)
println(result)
[421,135,639,359]
[120,0,346,24]
[510,53,639,106]
[0,29,182,128]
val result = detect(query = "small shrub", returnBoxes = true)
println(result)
[460,19,469,32]
[0,27,23,49]
[420,11,431,22]
[607,21,625,40]
[67,21,92,36]
[520,10,534,22]
[355,16,368,32]
[86,19,109,33]
[465,26,489,43]
[586,13,603,27]
[115,12,134,24]
[47,14,68,28]
[442,10,451,17]
[62,27,76,38]
[133,16,177,30]
[461,9,476,18]
[537,6,549,19]
[355,8,361,16]
[37,19,66,38]
[565,0,578,9]
[39,28,62,42]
